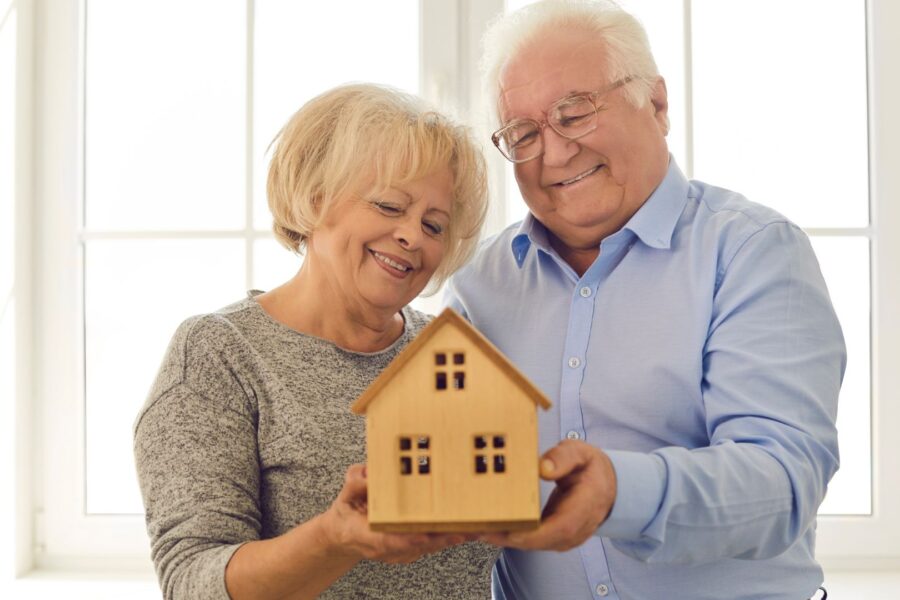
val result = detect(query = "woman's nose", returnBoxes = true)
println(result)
[394,218,422,249]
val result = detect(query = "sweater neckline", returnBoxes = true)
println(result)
[244,289,412,356]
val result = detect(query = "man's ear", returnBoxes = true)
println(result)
[651,77,670,136]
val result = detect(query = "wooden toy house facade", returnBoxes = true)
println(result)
[352,309,551,532]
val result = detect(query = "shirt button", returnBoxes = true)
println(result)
[566,430,580,440]
[568,357,581,368]
[579,286,592,298]
[596,583,609,596]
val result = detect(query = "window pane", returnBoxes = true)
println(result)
[85,0,246,231]
[252,237,302,292]
[617,0,686,168]
[85,239,245,514]
[1,12,13,533]
[692,0,868,228]
[811,237,871,515]
[0,300,13,543]
[1,4,13,299]
[253,0,420,229]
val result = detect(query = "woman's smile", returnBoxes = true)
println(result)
[369,248,413,278]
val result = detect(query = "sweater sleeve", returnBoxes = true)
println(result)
[134,317,262,599]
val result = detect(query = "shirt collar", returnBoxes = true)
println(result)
[622,157,689,250]
[509,156,688,267]
[511,214,550,268]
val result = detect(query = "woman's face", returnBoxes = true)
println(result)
[308,167,454,315]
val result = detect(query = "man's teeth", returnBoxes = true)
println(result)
[373,251,410,272]
[560,165,600,185]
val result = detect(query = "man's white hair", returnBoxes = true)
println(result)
[481,0,661,124]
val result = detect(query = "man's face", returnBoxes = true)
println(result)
[498,30,670,256]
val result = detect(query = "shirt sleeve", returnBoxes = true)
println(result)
[597,221,845,564]
[443,277,469,319]
[134,322,261,599]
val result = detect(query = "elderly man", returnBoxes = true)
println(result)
[445,1,845,599]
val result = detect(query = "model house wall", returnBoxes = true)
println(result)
[353,309,551,532]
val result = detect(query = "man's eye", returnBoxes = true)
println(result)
[557,113,592,128]
[510,130,538,148]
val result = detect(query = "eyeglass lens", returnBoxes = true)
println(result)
[498,95,597,162]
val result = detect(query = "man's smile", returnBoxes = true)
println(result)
[554,164,603,187]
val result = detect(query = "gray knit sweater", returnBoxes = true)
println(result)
[134,292,499,599]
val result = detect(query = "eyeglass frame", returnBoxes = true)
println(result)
[490,76,634,164]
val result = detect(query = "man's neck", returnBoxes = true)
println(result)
[549,233,601,278]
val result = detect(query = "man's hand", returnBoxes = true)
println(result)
[481,440,617,551]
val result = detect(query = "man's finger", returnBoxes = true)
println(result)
[539,440,593,481]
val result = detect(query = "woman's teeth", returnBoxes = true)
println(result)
[372,250,410,272]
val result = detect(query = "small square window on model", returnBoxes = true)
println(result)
[474,434,507,475]
[398,435,431,476]
[352,308,552,533]
[453,371,465,389]
[435,351,466,392]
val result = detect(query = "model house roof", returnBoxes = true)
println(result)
[351,308,552,414]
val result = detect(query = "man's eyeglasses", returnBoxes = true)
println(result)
[491,77,633,164]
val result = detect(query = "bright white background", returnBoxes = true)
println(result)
[2,0,899,597]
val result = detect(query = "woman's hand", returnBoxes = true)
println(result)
[319,464,473,564]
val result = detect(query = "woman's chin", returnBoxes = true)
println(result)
[359,289,419,314]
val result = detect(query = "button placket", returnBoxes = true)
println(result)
[559,275,596,450]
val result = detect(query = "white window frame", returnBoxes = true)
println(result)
[815,0,900,571]
[7,0,899,580]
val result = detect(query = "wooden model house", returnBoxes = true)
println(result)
[351,308,552,533]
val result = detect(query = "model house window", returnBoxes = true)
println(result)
[435,371,447,390]
[400,435,431,476]
[435,351,465,391]
[453,371,465,390]
[474,434,506,474]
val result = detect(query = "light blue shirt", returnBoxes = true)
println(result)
[444,160,845,600]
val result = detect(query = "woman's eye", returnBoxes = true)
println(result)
[374,201,402,214]
[424,221,444,235]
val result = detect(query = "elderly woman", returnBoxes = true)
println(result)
[134,84,498,599]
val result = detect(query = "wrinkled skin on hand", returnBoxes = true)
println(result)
[479,440,617,552]
[322,464,476,564]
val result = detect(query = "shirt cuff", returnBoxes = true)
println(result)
[596,450,667,539]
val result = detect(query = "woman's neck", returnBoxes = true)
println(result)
[255,264,404,353]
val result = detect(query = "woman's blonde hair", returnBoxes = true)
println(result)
[267,83,488,293]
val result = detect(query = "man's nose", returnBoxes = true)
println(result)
[541,127,580,167]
